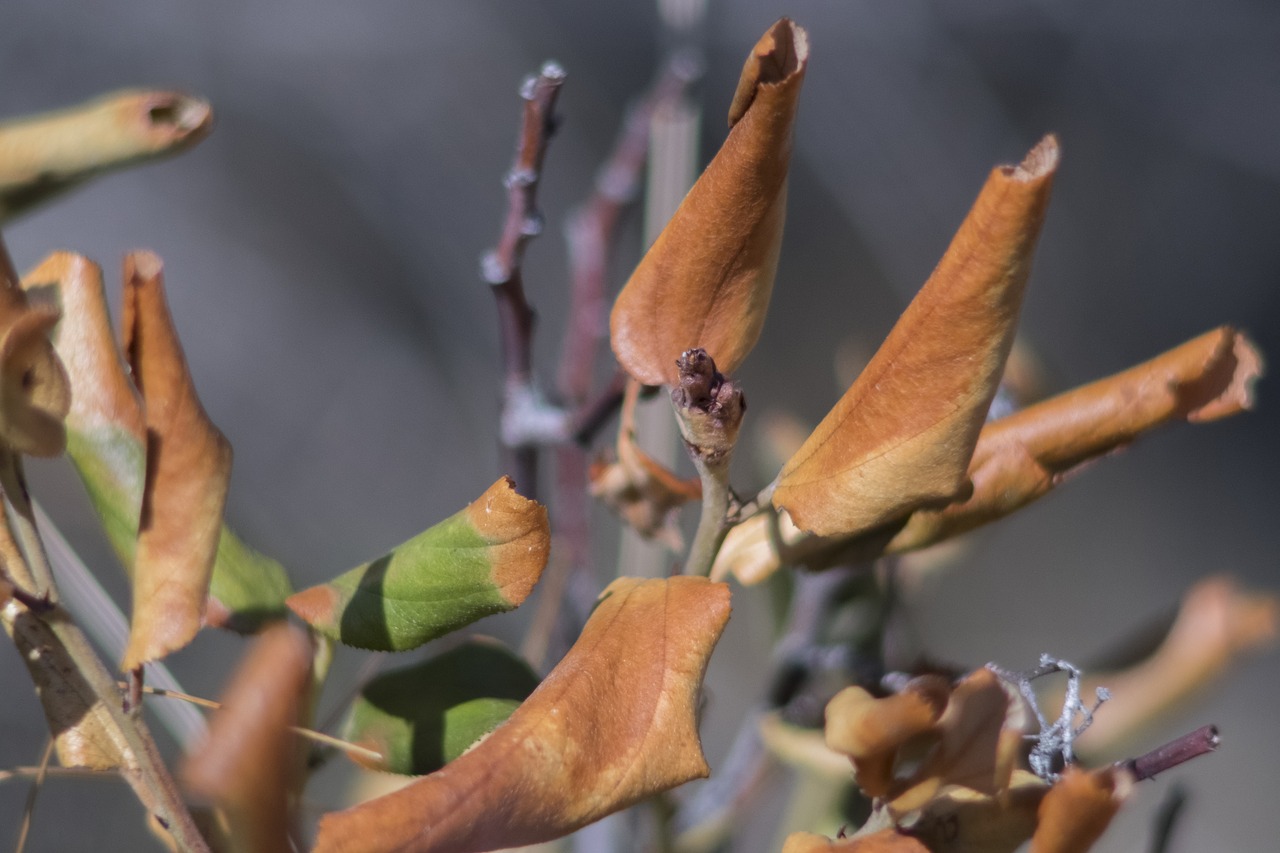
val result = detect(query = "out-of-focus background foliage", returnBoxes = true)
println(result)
[2,1,1276,850]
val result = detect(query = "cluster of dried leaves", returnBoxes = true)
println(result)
[0,15,1275,853]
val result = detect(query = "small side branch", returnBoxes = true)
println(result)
[483,62,569,496]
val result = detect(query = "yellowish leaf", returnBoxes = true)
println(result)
[774,137,1059,537]
[610,19,808,386]
[314,576,732,853]
[0,240,69,457]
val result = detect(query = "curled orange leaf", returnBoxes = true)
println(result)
[610,18,808,385]
[121,252,232,671]
[774,137,1059,537]
[314,576,732,853]
[1030,766,1131,853]
[183,622,313,853]
[782,829,929,853]
[884,327,1262,552]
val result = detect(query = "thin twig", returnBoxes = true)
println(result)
[14,737,53,853]
[0,766,115,784]
[483,61,568,497]
[1148,783,1189,853]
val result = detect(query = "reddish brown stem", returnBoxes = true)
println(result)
[1121,724,1220,781]
[483,62,565,496]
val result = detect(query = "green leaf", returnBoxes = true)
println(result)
[286,477,550,652]
[344,639,540,775]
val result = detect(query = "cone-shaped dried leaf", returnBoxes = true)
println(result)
[343,638,540,775]
[0,89,212,221]
[610,19,807,385]
[1072,575,1277,759]
[774,137,1059,537]
[288,477,549,651]
[882,327,1263,552]
[314,576,731,853]
[183,622,313,853]
[121,251,233,671]
[1030,766,1130,853]
[0,240,69,456]
[22,253,292,631]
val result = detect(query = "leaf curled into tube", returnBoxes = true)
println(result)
[120,251,233,671]
[313,576,732,853]
[183,622,313,853]
[774,137,1059,538]
[880,326,1263,554]
[287,477,550,651]
[610,18,808,386]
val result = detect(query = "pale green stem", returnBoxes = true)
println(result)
[0,451,57,600]
[683,453,732,577]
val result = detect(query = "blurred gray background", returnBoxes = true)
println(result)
[1,1,1277,850]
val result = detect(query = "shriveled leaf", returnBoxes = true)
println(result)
[590,378,700,550]
[610,19,808,385]
[288,476,550,651]
[782,829,929,852]
[344,638,540,775]
[314,576,731,853]
[0,89,212,221]
[902,769,1048,853]
[882,327,1263,553]
[0,240,69,457]
[121,252,233,671]
[183,622,313,853]
[824,676,949,798]
[774,137,1059,537]
[1030,766,1130,853]
[1071,575,1277,759]
[4,607,130,770]
[22,252,292,631]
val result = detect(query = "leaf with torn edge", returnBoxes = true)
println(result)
[22,252,293,632]
[774,137,1059,538]
[610,18,807,386]
[313,575,732,853]
[0,89,212,221]
[119,252,233,671]
[287,476,550,652]
[183,622,313,853]
[343,638,540,775]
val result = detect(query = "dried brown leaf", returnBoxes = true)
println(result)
[884,327,1264,552]
[1030,766,1130,853]
[120,252,232,670]
[610,19,808,385]
[314,575,732,853]
[774,137,1059,537]
[183,622,313,853]
[0,240,70,457]
[824,677,949,798]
